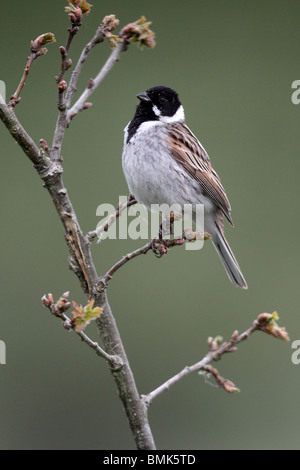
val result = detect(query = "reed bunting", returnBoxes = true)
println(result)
[122,85,247,289]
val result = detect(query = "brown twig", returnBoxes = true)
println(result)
[66,39,127,119]
[42,292,122,367]
[56,17,81,110]
[9,33,55,108]
[141,312,289,406]
[56,29,78,85]
[201,365,239,393]
[9,54,35,107]
[50,19,124,162]
[64,19,117,111]
[98,228,210,290]
[87,194,137,242]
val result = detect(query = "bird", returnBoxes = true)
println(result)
[122,85,247,289]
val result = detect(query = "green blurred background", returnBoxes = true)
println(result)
[0,0,299,450]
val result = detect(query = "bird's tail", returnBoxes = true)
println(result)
[211,228,248,289]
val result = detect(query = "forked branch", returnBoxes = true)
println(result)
[0,10,157,450]
[142,312,289,406]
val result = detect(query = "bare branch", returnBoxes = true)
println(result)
[67,40,127,119]
[50,15,155,161]
[42,292,123,367]
[64,14,120,111]
[70,320,123,368]
[0,94,48,168]
[9,54,35,107]
[9,33,56,108]
[56,26,79,86]
[142,312,289,406]
[50,21,106,160]
[50,20,124,162]
[87,194,137,242]
[98,228,210,289]
[98,241,153,291]
[56,12,84,110]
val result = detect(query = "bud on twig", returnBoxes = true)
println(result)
[39,139,51,155]
[65,0,92,19]
[59,46,67,58]
[82,102,93,110]
[31,33,56,53]
[58,80,68,93]
[35,48,48,57]
[102,14,120,32]
[208,335,223,351]
[202,365,240,394]
[42,292,71,318]
[9,33,55,108]
[87,78,94,89]
[101,15,122,48]
[257,312,289,341]
[66,59,72,70]
[183,228,211,241]
[42,295,50,307]
[120,17,156,49]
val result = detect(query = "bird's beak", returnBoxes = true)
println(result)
[137,92,151,102]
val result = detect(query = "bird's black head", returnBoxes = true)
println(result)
[126,86,184,143]
[137,86,182,119]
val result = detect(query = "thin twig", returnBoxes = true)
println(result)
[64,24,106,110]
[67,40,126,119]
[99,238,185,289]
[142,313,289,406]
[98,229,210,289]
[87,195,137,242]
[50,26,124,161]
[0,94,46,167]
[56,20,82,110]
[9,54,35,107]
[62,314,123,367]
[42,292,122,365]
[98,241,152,290]
[56,26,79,84]
[9,33,55,108]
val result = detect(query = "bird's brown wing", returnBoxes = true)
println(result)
[168,122,233,226]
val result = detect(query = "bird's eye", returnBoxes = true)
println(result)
[158,96,168,106]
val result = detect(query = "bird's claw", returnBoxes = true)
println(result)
[151,238,168,258]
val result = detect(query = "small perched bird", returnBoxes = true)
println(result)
[122,85,247,289]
